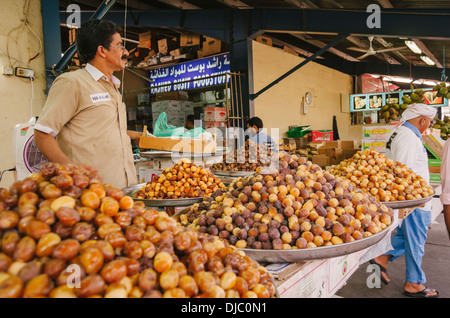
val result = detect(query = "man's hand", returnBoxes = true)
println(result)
[127,130,143,144]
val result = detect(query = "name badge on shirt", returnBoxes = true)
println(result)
[90,92,111,103]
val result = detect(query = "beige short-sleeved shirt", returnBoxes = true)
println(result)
[35,64,137,189]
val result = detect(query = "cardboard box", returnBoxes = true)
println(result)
[312,130,333,142]
[327,252,360,296]
[152,100,182,113]
[201,36,223,57]
[342,148,360,159]
[283,137,309,149]
[307,142,325,150]
[158,37,178,55]
[138,31,152,49]
[155,91,188,101]
[269,260,328,298]
[181,101,194,116]
[340,140,357,149]
[180,32,201,47]
[180,44,200,58]
[362,125,395,141]
[204,107,227,122]
[139,135,217,153]
[361,139,388,153]
[324,140,341,148]
[318,147,337,157]
[169,48,181,57]
[312,155,331,167]
[256,36,272,46]
[204,121,227,129]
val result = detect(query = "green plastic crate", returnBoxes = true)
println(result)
[286,125,311,138]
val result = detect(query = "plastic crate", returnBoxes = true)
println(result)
[286,125,311,138]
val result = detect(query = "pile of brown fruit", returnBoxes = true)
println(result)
[134,160,226,200]
[0,162,276,298]
[211,139,273,172]
[178,152,393,250]
[328,149,434,202]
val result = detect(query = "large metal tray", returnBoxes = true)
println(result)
[239,223,394,263]
[380,196,432,210]
[123,183,203,207]
[212,170,256,177]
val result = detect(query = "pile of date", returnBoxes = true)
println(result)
[0,162,276,298]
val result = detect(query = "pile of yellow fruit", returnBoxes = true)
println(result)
[328,149,434,202]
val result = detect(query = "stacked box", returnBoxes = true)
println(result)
[204,107,227,122]
[361,124,396,153]
[181,101,194,117]
[152,100,184,128]
[158,37,178,55]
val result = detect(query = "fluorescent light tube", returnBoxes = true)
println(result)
[420,55,435,65]
[405,40,422,54]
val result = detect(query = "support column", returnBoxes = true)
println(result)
[41,0,62,93]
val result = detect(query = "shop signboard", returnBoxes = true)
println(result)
[350,88,448,112]
[148,52,230,94]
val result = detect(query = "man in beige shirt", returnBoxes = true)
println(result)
[35,19,140,189]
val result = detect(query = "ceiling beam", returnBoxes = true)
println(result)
[283,0,317,8]
[71,9,450,40]
[156,0,200,10]
[412,39,443,68]
[267,35,323,59]
[216,0,252,9]
[292,33,360,62]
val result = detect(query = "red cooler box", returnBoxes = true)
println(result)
[312,130,333,142]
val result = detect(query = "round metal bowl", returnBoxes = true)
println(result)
[380,196,432,210]
[238,223,394,263]
[212,170,256,177]
[123,183,203,207]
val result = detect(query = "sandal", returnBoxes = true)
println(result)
[369,259,389,285]
[403,287,439,298]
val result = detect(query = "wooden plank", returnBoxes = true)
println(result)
[423,135,443,159]
[139,135,216,153]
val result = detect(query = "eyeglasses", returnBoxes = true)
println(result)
[105,44,127,51]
